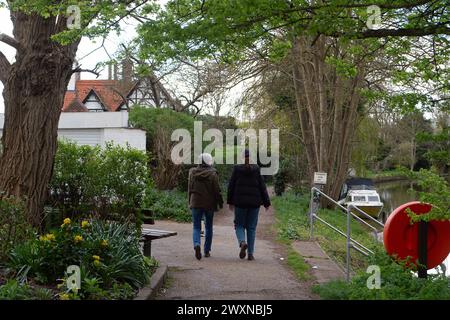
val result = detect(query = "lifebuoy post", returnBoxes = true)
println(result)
[418,221,428,279]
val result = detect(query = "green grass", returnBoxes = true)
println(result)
[311,247,450,300]
[286,245,311,281]
[273,191,382,272]
[273,191,450,300]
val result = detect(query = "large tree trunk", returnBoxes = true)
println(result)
[0,12,79,228]
[291,35,365,202]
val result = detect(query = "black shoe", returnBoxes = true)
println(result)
[239,241,248,259]
[205,251,211,258]
[194,245,202,260]
[248,254,255,261]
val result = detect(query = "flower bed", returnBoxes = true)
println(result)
[2,218,156,300]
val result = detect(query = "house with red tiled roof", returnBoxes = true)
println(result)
[63,60,158,112]
[0,61,147,150]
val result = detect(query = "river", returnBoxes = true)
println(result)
[374,179,449,277]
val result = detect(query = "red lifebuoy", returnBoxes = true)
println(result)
[383,201,450,270]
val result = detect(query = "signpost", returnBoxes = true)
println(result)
[310,172,328,239]
[313,172,327,185]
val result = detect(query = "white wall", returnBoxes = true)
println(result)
[103,128,146,150]
[0,112,146,151]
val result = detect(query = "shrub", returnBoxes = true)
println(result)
[0,279,53,300]
[0,196,35,263]
[48,140,151,227]
[8,218,152,296]
[177,164,195,192]
[129,106,195,189]
[144,189,191,222]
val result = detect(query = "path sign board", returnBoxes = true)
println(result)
[314,172,327,185]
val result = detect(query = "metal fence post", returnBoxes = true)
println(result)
[346,205,352,282]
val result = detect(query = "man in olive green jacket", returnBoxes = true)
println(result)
[188,153,223,260]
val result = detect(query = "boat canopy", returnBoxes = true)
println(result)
[345,178,375,190]
[339,177,376,199]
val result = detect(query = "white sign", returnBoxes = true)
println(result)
[314,172,327,185]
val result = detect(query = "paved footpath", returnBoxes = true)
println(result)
[150,204,317,300]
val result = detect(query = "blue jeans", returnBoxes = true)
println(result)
[192,208,214,253]
[234,207,260,254]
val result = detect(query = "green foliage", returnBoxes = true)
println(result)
[129,106,195,147]
[273,160,289,196]
[143,189,191,223]
[129,106,195,189]
[8,219,152,294]
[0,279,53,300]
[0,197,35,263]
[4,0,159,46]
[48,140,151,227]
[403,168,450,221]
[417,125,450,174]
[177,164,195,193]
[313,248,450,300]
[285,245,311,281]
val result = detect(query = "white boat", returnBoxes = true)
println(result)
[338,178,384,219]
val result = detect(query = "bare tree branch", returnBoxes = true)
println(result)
[355,25,450,38]
[0,33,20,50]
[0,50,11,84]
[72,66,101,78]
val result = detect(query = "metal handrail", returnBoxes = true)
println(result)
[308,187,382,281]
[314,214,372,256]
[311,187,384,229]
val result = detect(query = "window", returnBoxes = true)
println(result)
[353,196,366,202]
[84,92,104,112]
[368,196,379,202]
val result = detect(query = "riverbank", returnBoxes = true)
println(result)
[274,191,450,300]
[272,192,381,272]
[371,175,409,183]
[365,169,409,183]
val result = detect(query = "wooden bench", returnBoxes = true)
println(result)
[139,209,177,257]
[141,228,177,257]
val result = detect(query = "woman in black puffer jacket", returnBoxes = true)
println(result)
[227,150,270,261]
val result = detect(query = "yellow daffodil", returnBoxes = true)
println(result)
[100,240,108,247]
[93,260,101,267]
[46,233,55,241]
[81,220,90,228]
[39,233,55,242]
[92,255,101,261]
[61,218,71,228]
[74,235,83,243]
[59,293,70,300]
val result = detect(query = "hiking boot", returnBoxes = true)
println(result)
[194,245,202,260]
[239,241,248,259]
[248,254,255,261]
[204,251,211,258]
